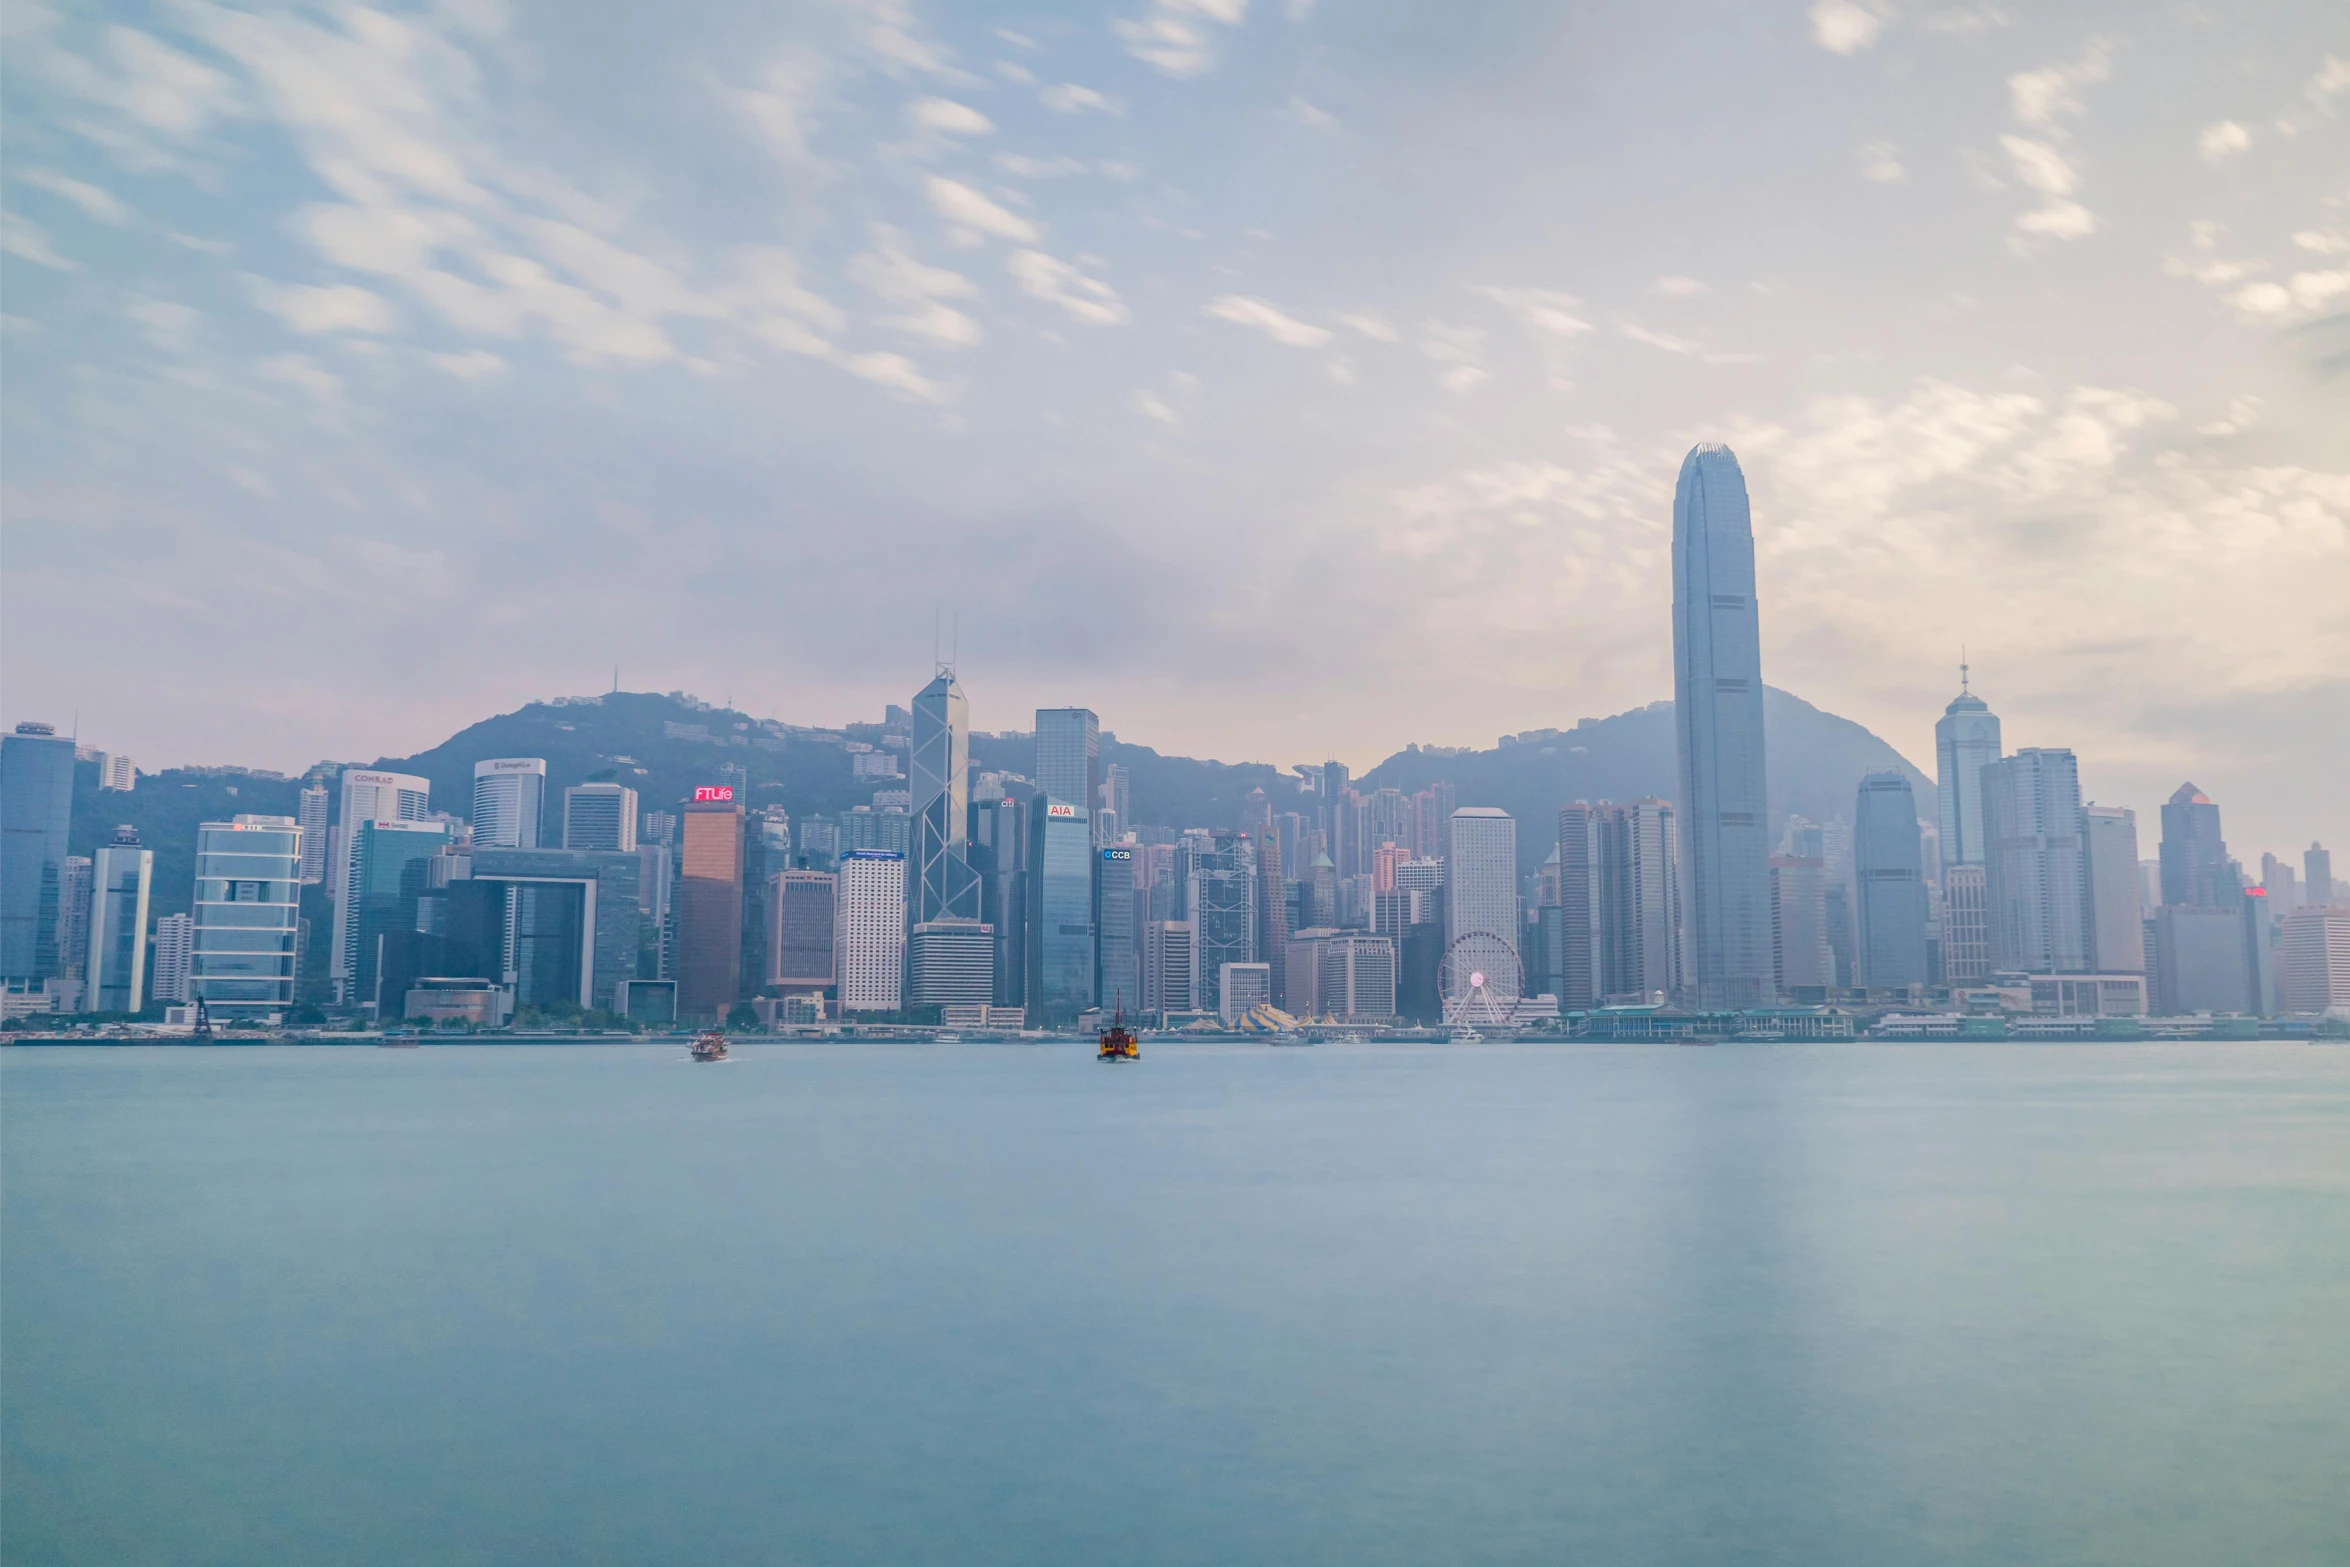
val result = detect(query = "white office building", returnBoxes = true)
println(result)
[195,815,303,1022]
[297,783,329,884]
[835,850,906,1012]
[472,758,547,850]
[564,783,639,852]
[1444,807,1519,952]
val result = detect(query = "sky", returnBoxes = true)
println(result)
[3,0,2346,862]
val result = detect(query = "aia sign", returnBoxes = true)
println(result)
[694,785,735,802]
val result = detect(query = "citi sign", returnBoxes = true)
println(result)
[693,785,735,802]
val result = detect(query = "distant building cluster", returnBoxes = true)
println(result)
[4,442,2346,1033]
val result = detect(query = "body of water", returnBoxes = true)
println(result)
[5,1041,2346,1565]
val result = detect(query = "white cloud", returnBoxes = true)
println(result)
[2307,56,2350,104]
[2009,47,2111,130]
[995,153,1087,178]
[1039,82,1117,114]
[1204,294,1331,346]
[1651,276,1710,298]
[2198,120,2251,163]
[1857,141,1907,184]
[735,54,829,168]
[1290,96,1336,129]
[1009,250,1129,325]
[2295,230,2350,256]
[1338,312,1399,342]
[1617,320,1702,355]
[851,227,983,348]
[1116,0,1251,78]
[840,349,953,404]
[1478,286,1593,337]
[925,176,1041,245]
[252,279,397,334]
[911,97,992,136]
[46,25,241,168]
[125,293,200,350]
[1439,365,1487,393]
[428,348,506,379]
[18,169,132,224]
[1134,388,1181,425]
[1,213,75,270]
[258,351,341,401]
[1809,1,1885,56]
[2000,135,2095,247]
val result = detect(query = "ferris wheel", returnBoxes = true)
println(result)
[1439,932,1523,1027]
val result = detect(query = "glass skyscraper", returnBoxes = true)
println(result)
[1096,844,1138,1012]
[1982,748,2088,974]
[1034,709,1100,840]
[191,815,304,1022]
[1024,796,1095,1024]
[1,721,77,982]
[2159,783,2234,907]
[1671,443,1772,1008]
[1853,772,1929,991]
[1934,673,2002,866]
[910,669,981,927]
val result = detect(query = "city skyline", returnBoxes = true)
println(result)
[2,3,2344,859]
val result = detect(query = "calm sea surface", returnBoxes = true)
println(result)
[5,1042,2347,1566]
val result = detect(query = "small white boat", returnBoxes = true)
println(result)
[1449,1026,1484,1044]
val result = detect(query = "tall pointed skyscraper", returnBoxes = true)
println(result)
[1671,443,1772,1008]
[910,665,982,925]
[1934,663,2002,866]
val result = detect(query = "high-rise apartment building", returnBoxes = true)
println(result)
[835,850,906,1012]
[1670,443,1772,1007]
[1025,797,1096,1025]
[330,769,430,999]
[910,669,981,929]
[564,783,640,852]
[677,790,745,1023]
[1940,865,1990,984]
[1934,671,2002,866]
[641,811,678,849]
[2,721,77,982]
[471,759,546,849]
[2159,784,2234,907]
[1035,709,1100,838]
[150,912,194,1005]
[1982,749,2088,974]
[97,752,136,792]
[86,826,153,1013]
[768,869,836,992]
[297,783,330,883]
[192,815,303,1022]
[2081,805,2145,973]
[1853,772,1929,992]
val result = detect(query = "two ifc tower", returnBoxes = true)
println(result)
[1672,443,1774,1009]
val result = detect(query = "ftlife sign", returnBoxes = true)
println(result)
[693,786,735,802]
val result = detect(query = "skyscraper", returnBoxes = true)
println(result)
[297,783,329,884]
[2307,843,2335,907]
[677,789,745,1023]
[563,783,640,852]
[1587,801,1681,1004]
[2081,805,2146,973]
[1982,749,2088,974]
[86,825,153,1013]
[191,815,303,1022]
[1144,919,1197,1018]
[1188,830,1255,1018]
[1769,854,1832,997]
[1670,443,1771,1008]
[1940,865,1990,984]
[150,912,194,1005]
[330,769,430,1001]
[969,794,1026,1008]
[1,721,76,982]
[768,869,837,992]
[1035,709,1100,838]
[909,920,993,1009]
[910,668,981,928]
[835,850,906,1012]
[1024,796,1095,1024]
[1096,845,1139,1011]
[1853,772,1929,991]
[1445,807,1519,976]
[349,818,454,1014]
[2159,784,2234,907]
[54,857,93,1007]
[1933,668,2002,866]
[471,759,547,849]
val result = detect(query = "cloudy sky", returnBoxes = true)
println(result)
[4,0,2346,857]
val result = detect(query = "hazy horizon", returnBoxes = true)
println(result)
[4,1,2345,857]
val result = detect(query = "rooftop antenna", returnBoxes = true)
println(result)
[612,663,619,695]
[1959,644,1970,695]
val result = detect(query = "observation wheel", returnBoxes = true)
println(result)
[1439,932,1523,1027]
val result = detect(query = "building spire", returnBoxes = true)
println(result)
[1959,644,1969,695]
